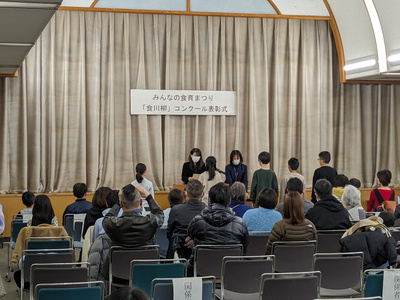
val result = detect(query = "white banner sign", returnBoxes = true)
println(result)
[382,269,400,299]
[130,89,236,116]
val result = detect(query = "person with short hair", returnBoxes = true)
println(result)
[311,151,338,204]
[250,151,278,205]
[62,183,92,225]
[17,191,35,220]
[243,188,282,231]
[228,182,252,218]
[379,210,395,228]
[367,169,395,212]
[332,174,349,201]
[167,180,206,259]
[181,148,206,184]
[105,286,148,300]
[348,178,361,189]
[342,184,365,222]
[162,189,184,227]
[265,192,317,255]
[306,179,351,230]
[187,183,249,274]
[276,177,314,215]
[279,157,306,204]
[198,156,225,205]
[225,150,248,190]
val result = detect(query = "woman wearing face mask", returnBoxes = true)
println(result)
[181,148,206,184]
[225,150,248,191]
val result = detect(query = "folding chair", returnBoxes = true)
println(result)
[20,248,74,299]
[259,271,321,300]
[217,255,274,300]
[316,229,346,253]
[26,236,72,250]
[312,252,364,298]
[108,245,160,293]
[271,240,316,272]
[130,258,187,296]
[34,281,104,300]
[151,276,216,300]
[63,213,86,248]
[193,244,243,279]
[6,218,27,281]
[30,262,90,300]
[246,232,270,256]
[156,226,169,258]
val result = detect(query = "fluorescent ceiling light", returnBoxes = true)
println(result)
[0,2,58,9]
[344,59,376,71]
[388,54,400,63]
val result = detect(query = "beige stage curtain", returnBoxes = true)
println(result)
[0,11,399,193]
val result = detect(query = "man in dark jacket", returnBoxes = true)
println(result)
[167,179,206,258]
[306,179,351,230]
[187,182,249,274]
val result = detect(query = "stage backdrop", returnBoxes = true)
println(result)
[0,11,399,193]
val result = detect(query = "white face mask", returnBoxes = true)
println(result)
[192,156,201,163]
[233,159,240,166]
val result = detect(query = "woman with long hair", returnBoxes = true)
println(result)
[131,163,154,198]
[198,156,225,205]
[27,194,57,226]
[181,148,206,184]
[265,191,317,254]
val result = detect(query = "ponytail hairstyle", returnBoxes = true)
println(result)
[205,156,224,181]
[136,163,147,183]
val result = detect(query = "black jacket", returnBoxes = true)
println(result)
[188,203,249,253]
[311,166,338,203]
[340,230,397,269]
[181,162,206,184]
[305,195,351,230]
[83,206,105,238]
[103,195,164,247]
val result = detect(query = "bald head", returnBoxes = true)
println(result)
[121,184,142,210]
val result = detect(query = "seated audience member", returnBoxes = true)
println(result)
[367,169,395,212]
[198,156,226,205]
[62,182,92,224]
[311,151,337,204]
[181,148,206,184]
[228,182,252,218]
[243,188,282,232]
[92,190,122,241]
[342,184,365,223]
[27,194,58,226]
[105,286,148,300]
[162,189,184,227]
[266,192,317,255]
[187,183,249,274]
[348,178,361,189]
[167,180,206,259]
[340,216,397,269]
[305,179,351,230]
[16,191,35,220]
[276,177,314,216]
[332,174,349,201]
[225,150,248,190]
[279,157,306,204]
[82,186,112,238]
[250,151,278,205]
[379,210,395,228]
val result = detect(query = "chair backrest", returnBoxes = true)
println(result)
[259,271,321,300]
[221,255,274,297]
[389,228,400,242]
[151,276,215,300]
[11,220,28,244]
[130,258,187,296]
[63,213,86,245]
[194,244,243,278]
[156,226,169,258]
[312,252,364,297]
[30,262,90,300]
[109,245,160,291]
[26,236,72,250]
[271,240,316,272]
[35,281,104,300]
[316,230,346,253]
[246,232,270,256]
[363,269,384,297]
